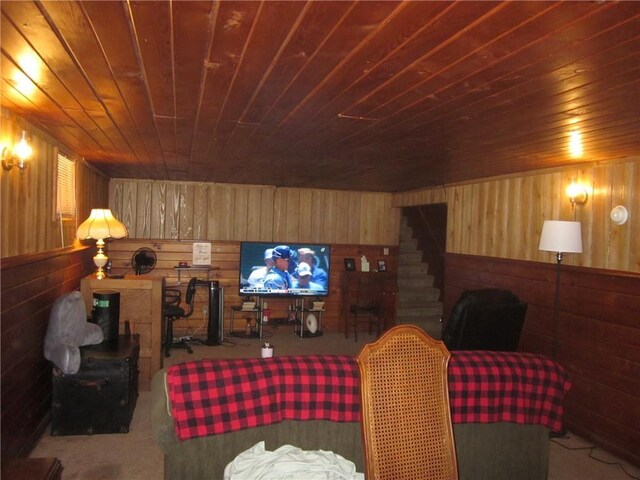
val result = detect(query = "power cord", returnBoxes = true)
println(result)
[551,437,640,480]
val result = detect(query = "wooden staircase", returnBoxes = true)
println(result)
[396,216,443,338]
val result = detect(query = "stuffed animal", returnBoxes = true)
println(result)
[44,291,103,374]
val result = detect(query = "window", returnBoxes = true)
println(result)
[56,153,76,247]
[56,153,76,219]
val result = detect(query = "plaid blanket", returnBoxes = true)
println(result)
[167,352,570,441]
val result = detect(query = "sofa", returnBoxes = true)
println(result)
[152,352,570,480]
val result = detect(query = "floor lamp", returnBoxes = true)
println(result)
[538,220,583,360]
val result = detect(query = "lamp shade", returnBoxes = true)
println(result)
[538,220,583,253]
[76,209,128,241]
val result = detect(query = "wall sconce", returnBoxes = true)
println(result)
[76,209,128,279]
[566,179,588,210]
[1,130,33,172]
[610,205,628,225]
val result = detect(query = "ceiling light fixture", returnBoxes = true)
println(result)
[569,129,583,158]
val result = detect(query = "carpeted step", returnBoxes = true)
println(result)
[397,302,442,318]
[399,251,423,263]
[398,290,441,306]
[398,263,430,276]
[398,277,435,290]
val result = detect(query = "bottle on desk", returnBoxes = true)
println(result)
[245,320,252,336]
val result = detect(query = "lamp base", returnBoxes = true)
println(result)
[93,240,108,280]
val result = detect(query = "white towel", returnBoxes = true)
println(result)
[223,441,365,480]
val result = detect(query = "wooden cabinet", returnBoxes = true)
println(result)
[80,275,164,389]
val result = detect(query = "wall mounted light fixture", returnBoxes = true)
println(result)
[1,130,33,172]
[566,178,588,210]
[610,205,628,225]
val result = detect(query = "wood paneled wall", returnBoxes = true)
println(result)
[393,157,639,273]
[0,111,109,459]
[1,110,110,258]
[108,239,398,334]
[109,179,400,246]
[444,253,640,467]
[0,247,96,459]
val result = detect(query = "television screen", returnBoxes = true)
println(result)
[239,242,330,297]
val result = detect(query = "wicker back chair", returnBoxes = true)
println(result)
[357,324,458,480]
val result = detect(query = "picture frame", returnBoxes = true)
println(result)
[377,259,387,272]
[192,242,212,266]
[344,258,356,271]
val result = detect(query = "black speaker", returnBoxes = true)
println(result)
[92,289,120,341]
[200,280,223,346]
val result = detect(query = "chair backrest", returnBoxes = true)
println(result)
[355,274,386,308]
[442,288,527,351]
[357,325,458,480]
[183,277,199,317]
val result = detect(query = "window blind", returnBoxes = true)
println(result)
[56,154,76,219]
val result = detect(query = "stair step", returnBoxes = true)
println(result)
[399,251,423,262]
[398,263,430,275]
[397,303,442,316]
[398,238,418,252]
[398,277,434,289]
[398,291,440,304]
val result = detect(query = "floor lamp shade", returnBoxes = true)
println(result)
[538,221,583,254]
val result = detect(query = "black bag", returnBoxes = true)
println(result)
[51,335,139,436]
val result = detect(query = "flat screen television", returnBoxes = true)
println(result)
[239,242,330,297]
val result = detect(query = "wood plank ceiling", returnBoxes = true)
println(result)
[1,1,639,192]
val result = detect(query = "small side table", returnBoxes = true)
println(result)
[229,305,263,339]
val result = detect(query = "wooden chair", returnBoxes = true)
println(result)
[357,324,458,480]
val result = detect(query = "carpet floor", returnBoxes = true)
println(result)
[30,326,375,479]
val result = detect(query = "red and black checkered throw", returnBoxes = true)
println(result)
[167,351,570,441]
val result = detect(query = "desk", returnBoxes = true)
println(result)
[81,275,163,389]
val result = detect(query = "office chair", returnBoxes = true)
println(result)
[163,277,198,357]
[442,288,528,351]
[357,325,458,480]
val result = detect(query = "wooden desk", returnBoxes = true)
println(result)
[81,275,164,389]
